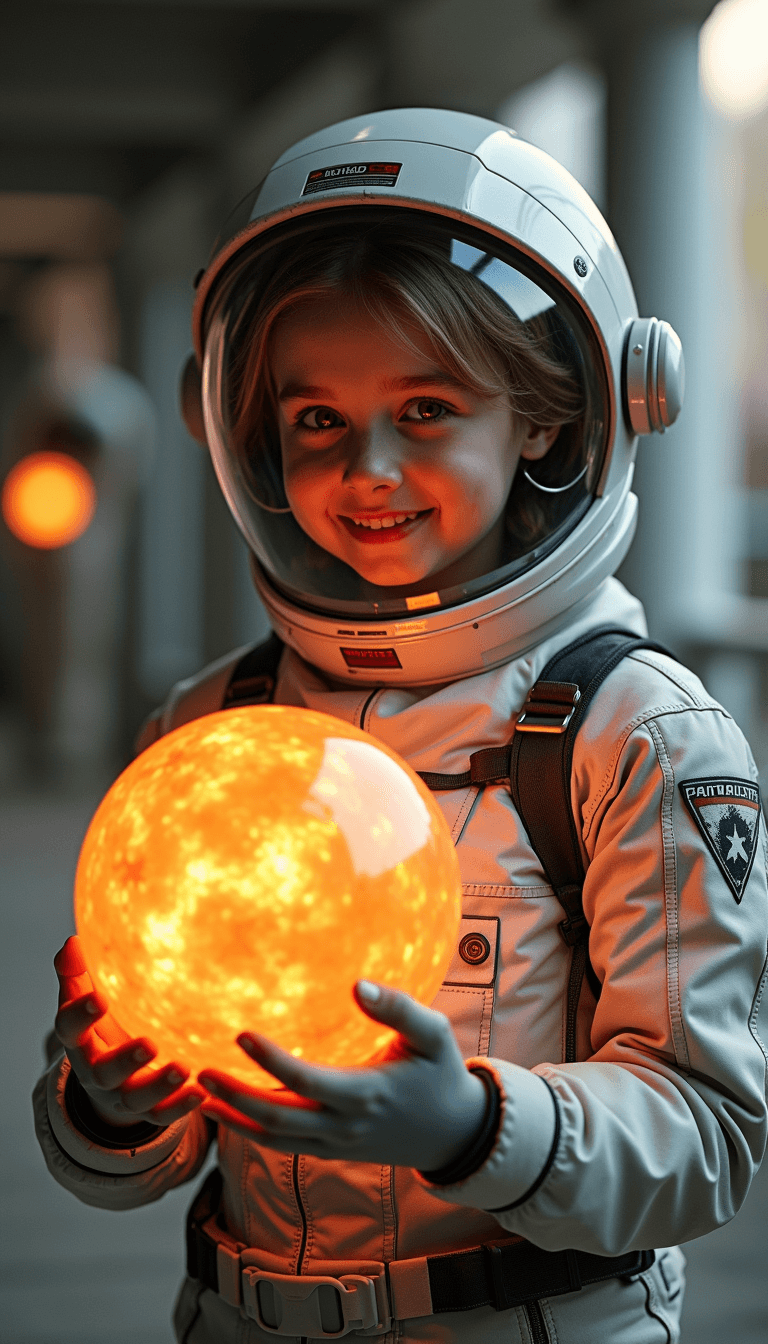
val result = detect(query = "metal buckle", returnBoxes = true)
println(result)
[241,1267,385,1338]
[516,683,580,735]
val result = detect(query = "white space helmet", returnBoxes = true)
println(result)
[183,107,683,685]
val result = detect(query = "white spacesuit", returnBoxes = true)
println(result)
[35,109,767,1344]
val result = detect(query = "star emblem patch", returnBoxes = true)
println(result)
[679,777,762,903]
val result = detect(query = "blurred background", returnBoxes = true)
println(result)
[1,1,767,1341]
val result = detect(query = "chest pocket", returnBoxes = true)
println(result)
[431,915,499,1059]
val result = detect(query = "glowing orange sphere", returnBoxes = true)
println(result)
[74,706,462,1086]
[1,451,96,548]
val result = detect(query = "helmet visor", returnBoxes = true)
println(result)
[202,206,610,620]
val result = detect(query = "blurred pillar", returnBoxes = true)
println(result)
[138,281,205,700]
[594,10,744,646]
[583,1,768,774]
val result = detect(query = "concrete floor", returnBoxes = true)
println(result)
[2,791,767,1344]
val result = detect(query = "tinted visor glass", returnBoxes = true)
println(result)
[202,207,609,620]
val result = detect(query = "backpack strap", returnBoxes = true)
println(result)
[133,633,284,756]
[508,625,674,1060]
[417,625,675,1062]
[222,631,284,708]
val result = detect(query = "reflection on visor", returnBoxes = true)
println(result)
[202,208,607,622]
[450,239,556,322]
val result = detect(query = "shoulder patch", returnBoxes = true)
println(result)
[679,777,762,903]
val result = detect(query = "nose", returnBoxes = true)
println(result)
[342,418,403,491]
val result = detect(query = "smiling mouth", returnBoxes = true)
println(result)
[339,509,431,542]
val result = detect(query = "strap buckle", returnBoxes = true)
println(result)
[224,673,275,707]
[516,681,580,735]
[558,913,589,947]
[241,1266,388,1337]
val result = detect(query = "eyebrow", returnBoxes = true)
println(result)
[277,372,469,402]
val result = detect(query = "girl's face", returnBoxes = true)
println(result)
[270,296,558,593]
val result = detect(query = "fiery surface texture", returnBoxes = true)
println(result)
[75,706,462,1085]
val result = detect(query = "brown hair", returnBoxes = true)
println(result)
[224,214,589,551]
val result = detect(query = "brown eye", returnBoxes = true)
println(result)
[301,407,342,430]
[410,400,446,421]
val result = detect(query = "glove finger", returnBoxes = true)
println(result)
[54,935,88,978]
[234,1035,373,1111]
[354,982,450,1059]
[55,992,107,1048]
[89,1038,157,1090]
[150,1087,206,1125]
[121,1062,197,1112]
[54,936,94,1010]
[201,1073,334,1141]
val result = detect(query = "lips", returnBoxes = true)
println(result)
[339,509,431,543]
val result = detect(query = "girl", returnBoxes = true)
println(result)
[36,108,767,1344]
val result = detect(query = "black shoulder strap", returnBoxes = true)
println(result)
[509,626,672,915]
[508,626,673,1059]
[222,631,283,708]
[417,625,674,1062]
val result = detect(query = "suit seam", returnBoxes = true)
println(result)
[647,719,691,1072]
[388,1163,399,1264]
[240,1132,250,1247]
[478,986,494,1056]
[451,785,481,844]
[626,650,710,707]
[380,1162,395,1265]
[515,1305,532,1343]
[748,947,768,1077]
[638,1267,675,1339]
[582,703,730,843]
[541,1296,559,1344]
[179,1280,205,1344]
[461,883,553,898]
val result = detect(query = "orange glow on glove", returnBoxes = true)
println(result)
[1,451,96,548]
[74,706,462,1086]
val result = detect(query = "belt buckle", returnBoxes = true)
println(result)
[241,1267,386,1337]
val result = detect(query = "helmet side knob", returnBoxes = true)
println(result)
[623,317,685,435]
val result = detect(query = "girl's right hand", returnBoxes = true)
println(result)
[53,935,205,1129]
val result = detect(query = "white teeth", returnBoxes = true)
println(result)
[350,511,421,529]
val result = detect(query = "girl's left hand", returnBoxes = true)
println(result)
[198,980,488,1172]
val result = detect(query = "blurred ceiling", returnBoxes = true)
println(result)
[0,1,379,201]
[1,0,720,208]
[0,0,720,279]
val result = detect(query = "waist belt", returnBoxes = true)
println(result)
[187,1170,654,1338]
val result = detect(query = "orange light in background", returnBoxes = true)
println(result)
[74,706,462,1086]
[1,451,96,548]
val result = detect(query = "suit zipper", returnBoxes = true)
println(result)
[358,689,379,731]
[293,1153,309,1270]
[523,1300,550,1343]
[293,1153,309,1344]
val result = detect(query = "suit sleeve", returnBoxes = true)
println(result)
[31,655,240,1210]
[32,1049,214,1211]
[417,689,768,1254]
